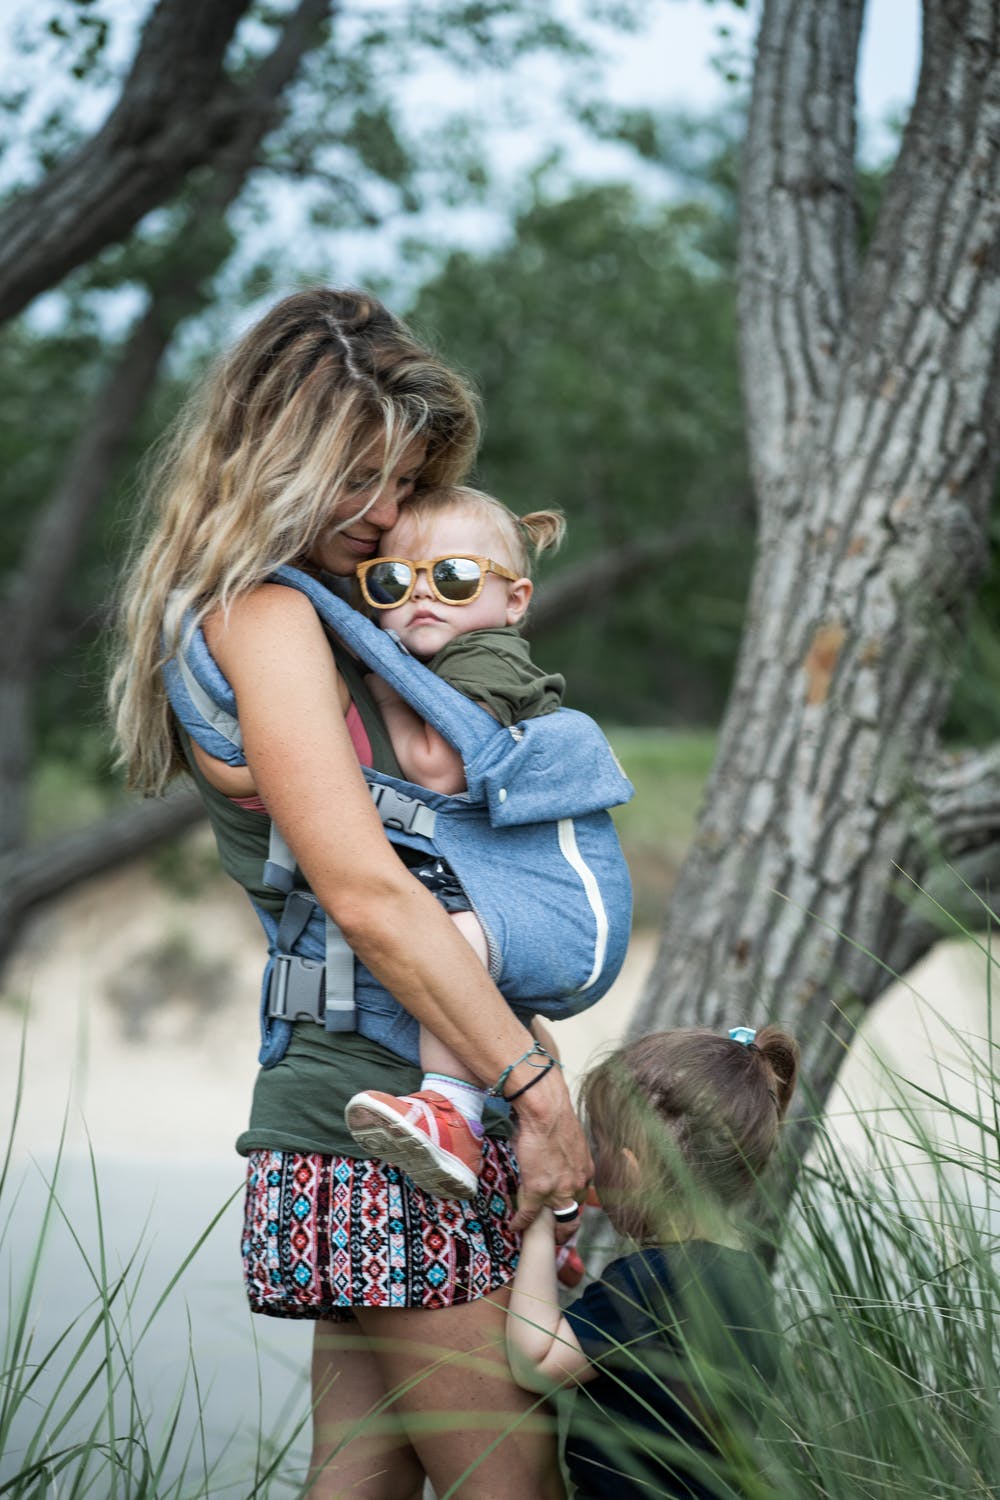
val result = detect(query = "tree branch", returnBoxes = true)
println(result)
[0,0,335,857]
[11,0,336,650]
[739,0,864,494]
[7,0,336,650]
[0,788,204,965]
[922,741,1000,860]
[0,0,254,323]
[879,844,1000,984]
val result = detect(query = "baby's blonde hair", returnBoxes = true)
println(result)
[398,485,565,577]
[108,288,480,793]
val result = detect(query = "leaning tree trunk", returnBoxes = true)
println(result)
[0,0,255,326]
[632,0,1000,1120]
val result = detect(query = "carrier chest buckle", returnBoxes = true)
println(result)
[370,783,437,838]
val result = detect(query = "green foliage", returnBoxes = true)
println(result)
[943,504,1000,745]
[764,1017,1000,1496]
[409,152,753,725]
[29,738,122,837]
[610,728,715,926]
[0,1108,306,1497]
[0,310,190,768]
[45,0,110,83]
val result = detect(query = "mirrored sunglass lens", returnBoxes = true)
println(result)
[365,561,412,604]
[432,557,482,601]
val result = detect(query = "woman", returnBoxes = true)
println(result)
[109,287,590,1498]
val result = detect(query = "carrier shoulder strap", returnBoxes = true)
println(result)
[270,565,633,827]
[269,564,498,760]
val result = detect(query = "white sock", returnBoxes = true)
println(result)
[423,1073,486,1134]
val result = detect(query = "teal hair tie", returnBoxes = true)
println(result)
[728,1026,757,1047]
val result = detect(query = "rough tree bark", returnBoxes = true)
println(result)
[632,0,1000,1120]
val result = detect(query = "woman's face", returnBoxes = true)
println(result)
[306,435,427,576]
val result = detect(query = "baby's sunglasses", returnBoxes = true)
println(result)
[357,554,518,610]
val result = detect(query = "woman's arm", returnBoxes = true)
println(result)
[507,1210,594,1392]
[364,673,467,793]
[208,585,592,1219]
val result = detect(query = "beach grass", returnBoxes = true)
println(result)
[0,1031,310,1499]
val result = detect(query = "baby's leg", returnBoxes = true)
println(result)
[450,908,489,965]
[417,909,489,1085]
[344,909,490,1198]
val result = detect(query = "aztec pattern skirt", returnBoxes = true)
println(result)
[241,1141,521,1320]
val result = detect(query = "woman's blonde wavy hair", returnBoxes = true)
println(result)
[108,287,480,793]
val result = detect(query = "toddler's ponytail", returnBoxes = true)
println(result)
[518,509,566,562]
[754,1026,800,1119]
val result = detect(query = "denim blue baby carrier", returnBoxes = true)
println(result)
[162,564,634,1068]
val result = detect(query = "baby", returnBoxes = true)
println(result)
[344,486,572,1194]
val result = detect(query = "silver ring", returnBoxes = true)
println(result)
[552,1201,580,1224]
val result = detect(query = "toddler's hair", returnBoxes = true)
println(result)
[580,1027,800,1243]
[400,484,565,577]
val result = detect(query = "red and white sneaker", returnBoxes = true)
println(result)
[556,1239,585,1289]
[344,1088,483,1198]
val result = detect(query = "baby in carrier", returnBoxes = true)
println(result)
[160,483,632,1148]
[344,487,593,1226]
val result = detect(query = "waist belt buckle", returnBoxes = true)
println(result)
[268,953,325,1024]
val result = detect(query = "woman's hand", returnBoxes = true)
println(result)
[510,1064,592,1236]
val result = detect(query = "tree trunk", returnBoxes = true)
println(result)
[0,310,176,854]
[632,0,1000,1123]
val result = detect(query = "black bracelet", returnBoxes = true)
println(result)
[504,1058,558,1103]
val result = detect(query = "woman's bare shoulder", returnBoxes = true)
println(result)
[204,581,325,667]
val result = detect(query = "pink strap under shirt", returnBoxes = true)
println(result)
[230,702,373,814]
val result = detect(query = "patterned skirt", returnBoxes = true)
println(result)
[241,1141,521,1320]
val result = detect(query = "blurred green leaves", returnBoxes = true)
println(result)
[409,132,752,724]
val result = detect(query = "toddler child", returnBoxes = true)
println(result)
[506,1024,799,1499]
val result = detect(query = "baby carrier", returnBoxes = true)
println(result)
[162,564,634,1068]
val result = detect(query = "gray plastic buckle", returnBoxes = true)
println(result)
[370,783,436,837]
[267,953,325,1023]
